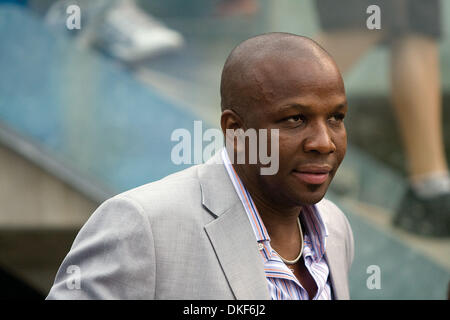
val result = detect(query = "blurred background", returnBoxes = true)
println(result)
[0,0,449,299]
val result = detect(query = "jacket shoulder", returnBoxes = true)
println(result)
[110,164,213,226]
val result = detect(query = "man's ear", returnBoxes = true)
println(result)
[220,109,243,134]
[221,109,245,161]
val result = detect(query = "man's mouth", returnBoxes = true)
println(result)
[292,165,332,185]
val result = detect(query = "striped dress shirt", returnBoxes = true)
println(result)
[221,148,333,300]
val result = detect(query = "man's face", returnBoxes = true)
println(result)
[242,55,347,207]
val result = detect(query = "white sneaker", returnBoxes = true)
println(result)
[95,0,184,63]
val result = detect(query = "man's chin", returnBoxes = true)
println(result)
[297,194,326,206]
[295,184,329,205]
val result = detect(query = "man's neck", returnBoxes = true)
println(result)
[233,164,302,240]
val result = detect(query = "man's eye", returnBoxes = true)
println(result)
[330,113,345,122]
[286,114,304,123]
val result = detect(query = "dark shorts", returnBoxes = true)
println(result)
[315,0,442,41]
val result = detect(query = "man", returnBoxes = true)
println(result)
[47,32,354,300]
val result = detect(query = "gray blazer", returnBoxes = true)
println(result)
[47,153,354,300]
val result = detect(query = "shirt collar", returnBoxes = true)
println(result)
[301,205,329,262]
[221,148,270,242]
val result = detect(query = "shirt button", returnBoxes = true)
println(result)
[258,243,264,250]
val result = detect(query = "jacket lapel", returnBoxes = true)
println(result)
[324,239,348,299]
[317,200,350,300]
[199,153,270,300]
[204,201,270,300]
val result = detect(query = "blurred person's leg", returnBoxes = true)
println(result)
[388,0,450,236]
[391,34,450,236]
[314,0,383,73]
[390,35,447,180]
[314,29,383,74]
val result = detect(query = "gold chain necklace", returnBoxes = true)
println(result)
[277,217,303,267]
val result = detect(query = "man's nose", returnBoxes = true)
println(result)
[303,122,336,154]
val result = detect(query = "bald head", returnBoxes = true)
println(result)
[220,33,341,118]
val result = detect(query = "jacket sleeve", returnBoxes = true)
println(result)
[46,195,156,299]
